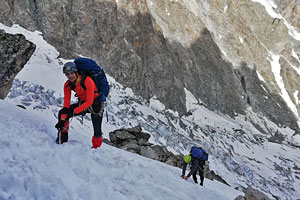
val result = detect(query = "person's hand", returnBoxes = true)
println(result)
[55,120,65,130]
[66,110,74,119]
[184,176,189,181]
[181,175,185,179]
[60,107,74,120]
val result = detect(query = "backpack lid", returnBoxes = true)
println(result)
[191,146,198,152]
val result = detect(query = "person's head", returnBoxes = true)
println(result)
[63,62,78,82]
[184,155,191,163]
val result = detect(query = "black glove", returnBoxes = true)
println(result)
[55,120,65,130]
[66,110,74,119]
[60,108,74,120]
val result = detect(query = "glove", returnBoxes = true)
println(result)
[181,175,185,179]
[184,176,189,181]
[66,110,74,119]
[60,108,74,120]
[55,120,65,130]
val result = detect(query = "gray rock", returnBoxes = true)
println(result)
[165,157,177,167]
[102,138,115,146]
[0,32,35,99]
[114,130,136,140]
[243,187,271,200]
[268,130,285,144]
[151,145,171,162]
[139,132,151,141]
[121,142,141,153]
[140,146,159,160]
[127,125,142,134]
[109,131,119,144]
[138,139,152,146]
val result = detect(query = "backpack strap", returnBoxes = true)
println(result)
[80,74,100,95]
[65,80,75,91]
[80,75,87,90]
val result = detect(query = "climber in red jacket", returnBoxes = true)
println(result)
[55,62,103,149]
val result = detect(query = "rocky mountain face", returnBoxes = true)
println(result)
[1,0,299,131]
[0,31,35,99]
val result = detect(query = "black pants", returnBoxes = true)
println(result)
[58,101,103,138]
[192,167,204,184]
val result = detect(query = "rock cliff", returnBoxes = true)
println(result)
[0,31,35,99]
[0,0,299,130]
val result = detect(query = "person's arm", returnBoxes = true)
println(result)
[74,77,95,114]
[61,81,71,120]
[181,162,188,177]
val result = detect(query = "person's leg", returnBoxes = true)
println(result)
[90,102,103,138]
[181,162,188,178]
[192,171,198,184]
[90,103,104,148]
[91,113,103,138]
[199,168,204,186]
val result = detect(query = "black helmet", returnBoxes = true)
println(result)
[63,62,77,74]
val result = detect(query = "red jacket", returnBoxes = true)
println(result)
[62,75,98,119]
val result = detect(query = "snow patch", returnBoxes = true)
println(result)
[251,0,278,18]
[251,0,300,41]
[149,96,166,112]
[184,88,198,111]
[224,4,228,13]
[268,53,299,119]
[239,36,244,43]
[292,49,300,62]
[256,71,265,82]
[294,90,299,105]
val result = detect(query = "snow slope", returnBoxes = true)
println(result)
[0,100,242,200]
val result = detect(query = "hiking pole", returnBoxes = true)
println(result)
[106,107,108,122]
[57,129,62,144]
[56,111,75,144]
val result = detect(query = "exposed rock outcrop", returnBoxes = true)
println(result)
[0,31,35,99]
[234,187,271,200]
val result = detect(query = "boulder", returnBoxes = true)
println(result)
[235,187,271,200]
[140,146,159,160]
[0,32,35,99]
[244,187,271,200]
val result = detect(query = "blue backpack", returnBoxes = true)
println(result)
[74,57,109,102]
[191,146,208,161]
